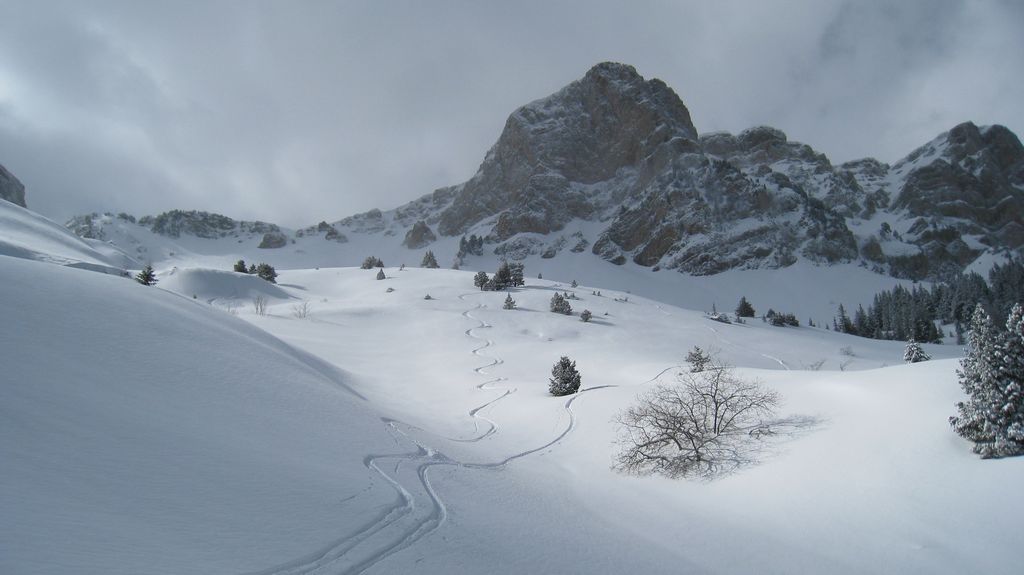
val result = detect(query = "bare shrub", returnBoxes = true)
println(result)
[291,300,311,319]
[253,295,267,316]
[615,362,793,480]
[805,359,826,371]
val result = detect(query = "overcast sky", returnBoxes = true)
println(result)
[0,0,1021,228]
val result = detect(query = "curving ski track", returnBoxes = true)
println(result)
[250,292,679,575]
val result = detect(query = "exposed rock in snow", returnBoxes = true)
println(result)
[0,162,27,208]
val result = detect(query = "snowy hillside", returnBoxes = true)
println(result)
[0,199,131,273]
[58,209,937,325]
[4,215,1022,574]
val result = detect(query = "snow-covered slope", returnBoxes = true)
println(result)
[0,199,131,273]
[3,246,1021,573]
[0,256,402,573]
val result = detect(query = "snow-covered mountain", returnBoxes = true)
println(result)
[67,62,1023,291]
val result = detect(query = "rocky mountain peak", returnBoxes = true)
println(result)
[436,62,699,237]
[0,163,27,208]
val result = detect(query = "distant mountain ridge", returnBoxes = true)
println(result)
[62,62,1024,281]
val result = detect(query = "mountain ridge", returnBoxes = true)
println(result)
[59,62,1024,282]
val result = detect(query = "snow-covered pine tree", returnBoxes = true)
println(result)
[735,296,755,318]
[255,263,278,283]
[233,259,247,273]
[549,356,581,396]
[571,279,578,288]
[135,265,157,286]
[360,256,382,269]
[550,292,572,315]
[686,346,710,373]
[903,339,930,363]
[998,303,1024,456]
[421,250,439,268]
[509,263,525,287]
[503,294,517,310]
[474,271,489,290]
[493,261,512,289]
[376,268,386,280]
[580,309,592,322]
[950,303,1024,457]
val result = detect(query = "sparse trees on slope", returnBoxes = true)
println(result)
[903,339,931,363]
[361,256,383,269]
[950,303,1024,458]
[135,265,157,286]
[421,250,439,268]
[549,356,581,396]
[550,292,572,315]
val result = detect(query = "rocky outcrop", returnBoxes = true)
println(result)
[402,220,437,249]
[893,122,1024,245]
[257,231,288,249]
[436,62,699,238]
[138,210,279,239]
[0,163,26,208]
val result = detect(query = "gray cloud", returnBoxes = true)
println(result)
[0,0,1021,227]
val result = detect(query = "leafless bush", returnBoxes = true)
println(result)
[253,295,267,316]
[615,361,809,480]
[839,346,855,357]
[291,300,311,319]
[839,358,854,371]
[805,359,826,371]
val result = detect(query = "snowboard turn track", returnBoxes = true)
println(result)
[251,290,677,574]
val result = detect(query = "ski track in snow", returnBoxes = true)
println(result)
[250,291,680,575]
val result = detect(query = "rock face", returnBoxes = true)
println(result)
[436,62,699,239]
[0,163,27,208]
[63,62,1024,282]
[402,220,437,249]
[367,62,1023,280]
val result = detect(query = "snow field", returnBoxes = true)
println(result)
[3,252,1021,574]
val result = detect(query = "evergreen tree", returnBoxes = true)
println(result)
[903,339,931,363]
[835,304,854,334]
[233,259,247,273]
[474,271,489,290]
[376,268,386,280]
[248,263,257,274]
[735,296,755,318]
[255,263,278,283]
[950,304,1024,458]
[421,250,439,268]
[571,279,578,288]
[493,261,513,290]
[686,346,711,373]
[503,293,517,310]
[550,293,572,315]
[549,356,581,396]
[580,309,592,322]
[361,256,383,269]
[509,263,525,287]
[135,265,157,286]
